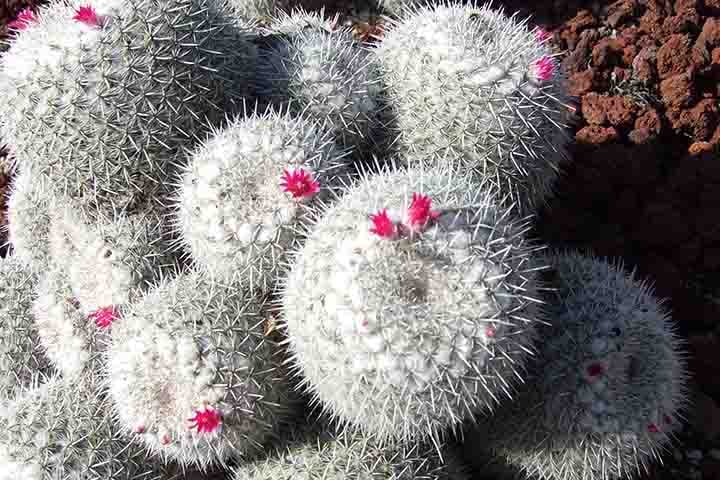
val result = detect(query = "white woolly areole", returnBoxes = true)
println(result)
[282,166,545,444]
[105,270,292,469]
[375,2,569,215]
[175,110,349,293]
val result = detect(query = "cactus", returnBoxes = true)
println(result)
[31,265,108,379]
[48,198,180,320]
[374,2,570,215]
[104,268,295,470]
[0,0,258,213]
[256,9,384,155]
[0,372,188,480]
[259,7,337,34]
[0,254,52,399]
[231,422,471,479]
[172,107,350,293]
[463,251,689,480]
[4,165,52,271]
[280,163,547,445]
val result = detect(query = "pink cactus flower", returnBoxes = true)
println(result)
[280,168,320,199]
[647,423,659,433]
[88,305,120,329]
[73,5,103,27]
[404,192,440,233]
[188,406,222,433]
[586,362,604,378]
[7,8,37,31]
[534,27,552,43]
[531,56,556,82]
[370,208,397,238]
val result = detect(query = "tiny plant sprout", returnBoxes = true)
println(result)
[280,168,320,200]
[8,8,37,31]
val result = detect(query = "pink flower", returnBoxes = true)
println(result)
[586,362,605,378]
[88,305,120,329]
[404,192,440,233]
[370,209,397,238]
[647,423,659,433]
[534,27,552,43]
[188,406,222,433]
[7,8,37,31]
[280,168,320,199]
[531,56,556,82]
[73,5,102,27]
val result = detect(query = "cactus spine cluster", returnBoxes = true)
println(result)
[0,1,688,480]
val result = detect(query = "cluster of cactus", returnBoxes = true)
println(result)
[0,0,688,479]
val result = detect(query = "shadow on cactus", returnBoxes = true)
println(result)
[462,250,690,480]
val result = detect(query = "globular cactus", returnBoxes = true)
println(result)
[257,9,385,155]
[0,0,257,212]
[0,373,188,480]
[280,164,548,445]
[0,254,52,399]
[463,251,689,480]
[172,107,350,293]
[259,7,337,34]
[104,268,295,470]
[4,165,52,271]
[374,2,570,215]
[48,199,180,322]
[32,265,108,379]
[232,422,471,479]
